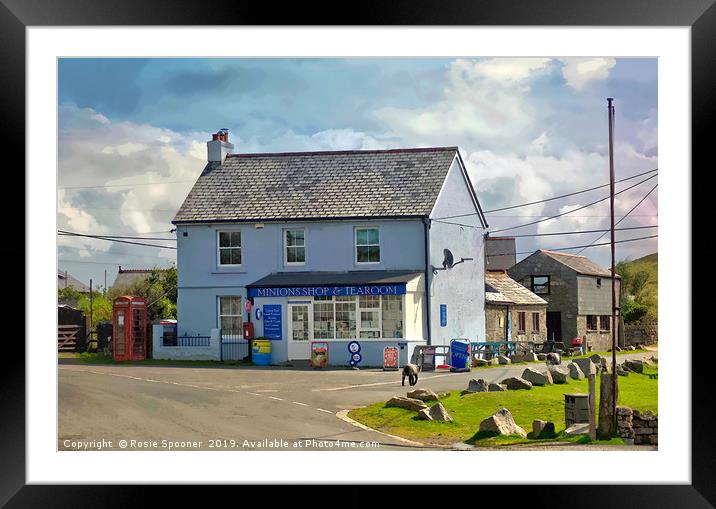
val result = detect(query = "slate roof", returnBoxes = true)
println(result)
[539,250,621,278]
[58,271,90,292]
[485,271,547,306]
[172,147,460,223]
[248,270,423,288]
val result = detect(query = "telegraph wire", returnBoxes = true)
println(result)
[489,173,657,234]
[57,230,177,250]
[59,180,194,190]
[485,234,658,258]
[502,225,657,238]
[432,168,657,220]
[574,183,658,255]
[59,232,176,241]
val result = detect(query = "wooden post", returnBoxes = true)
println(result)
[588,373,597,440]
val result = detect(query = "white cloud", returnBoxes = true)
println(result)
[559,58,616,91]
[375,58,552,152]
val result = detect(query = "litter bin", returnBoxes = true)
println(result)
[252,339,272,366]
[564,393,590,427]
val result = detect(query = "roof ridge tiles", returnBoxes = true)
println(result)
[225,146,458,159]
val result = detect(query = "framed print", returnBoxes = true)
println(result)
[3,0,710,503]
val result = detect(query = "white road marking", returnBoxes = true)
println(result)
[317,408,334,414]
[256,389,279,393]
[292,401,309,407]
[247,392,262,396]
[315,372,464,391]
[268,396,284,401]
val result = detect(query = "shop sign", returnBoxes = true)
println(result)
[311,342,329,368]
[248,284,406,298]
[440,304,447,327]
[263,304,282,340]
[348,341,361,366]
[383,346,399,371]
[450,339,470,372]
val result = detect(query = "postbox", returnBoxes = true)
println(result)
[243,321,254,340]
[112,296,147,361]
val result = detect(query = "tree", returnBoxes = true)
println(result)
[107,264,177,322]
[621,299,649,324]
[76,292,112,330]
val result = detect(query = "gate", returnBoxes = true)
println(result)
[220,329,249,361]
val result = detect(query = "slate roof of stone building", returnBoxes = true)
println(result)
[539,250,621,278]
[58,271,90,292]
[485,271,547,306]
[173,147,461,223]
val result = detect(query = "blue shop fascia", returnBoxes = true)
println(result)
[172,132,489,367]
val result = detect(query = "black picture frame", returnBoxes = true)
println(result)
[3,0,708,504]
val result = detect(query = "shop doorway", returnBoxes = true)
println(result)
[288,302,312,360]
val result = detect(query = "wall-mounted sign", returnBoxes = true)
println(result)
[255,307,263,320]
[351,352,362,365]
[348,341,361,354]
[383,346,399,371]
[263,304,282,340]
[248,284,406,298]
[311,342,329,368]
[245,300,253,313]
[440,304,448,327]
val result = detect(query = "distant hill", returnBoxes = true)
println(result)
[617,252,657,318]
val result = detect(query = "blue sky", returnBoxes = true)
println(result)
[57,58,658,287]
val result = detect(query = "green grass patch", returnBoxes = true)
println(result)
[348,367,657,447]
[60,352,251,368]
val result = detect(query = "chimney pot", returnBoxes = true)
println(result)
[207,130,234,163]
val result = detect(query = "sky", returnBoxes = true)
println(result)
[57,57,658,288]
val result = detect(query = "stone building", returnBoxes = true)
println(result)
[484,270,547,342]
[508,250,621,351]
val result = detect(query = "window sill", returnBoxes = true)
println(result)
[212,269,248,274]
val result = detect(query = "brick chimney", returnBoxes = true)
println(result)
[207,129,234,163]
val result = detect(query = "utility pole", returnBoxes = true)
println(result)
[89,279,93,332]
[104,269,107,295]
[608,97,618,432]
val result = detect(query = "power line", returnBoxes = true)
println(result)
[485,234,658,258]
[433,168,657,220]
[59,180,194,190]
[57,230,177,250]
[482,168,657,214]
[489,173,657,234]
[57,244,176,259]
[59,232,176,241]
[59,259,175,266]
[502,225,657,238]
[575,183,658,255]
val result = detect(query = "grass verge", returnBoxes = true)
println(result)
[348,365,657,447]
[58,352,251,367]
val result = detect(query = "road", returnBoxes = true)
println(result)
[58,350,656,451]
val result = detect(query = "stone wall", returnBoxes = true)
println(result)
[152,325,221,360]
[617,406,658,445]
[624,320,658,346]
[577,315,613,352]
[485,305,508,341]
[508,253,578,342]
[509,305,547,343]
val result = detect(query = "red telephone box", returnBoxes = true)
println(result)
[113,296,147,361]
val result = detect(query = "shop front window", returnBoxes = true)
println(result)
[381,295,403,339]
[335,297,356,339]
[313,298,334,339]
[310,294,402,340]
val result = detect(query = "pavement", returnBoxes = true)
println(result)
[58,349,656,451]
